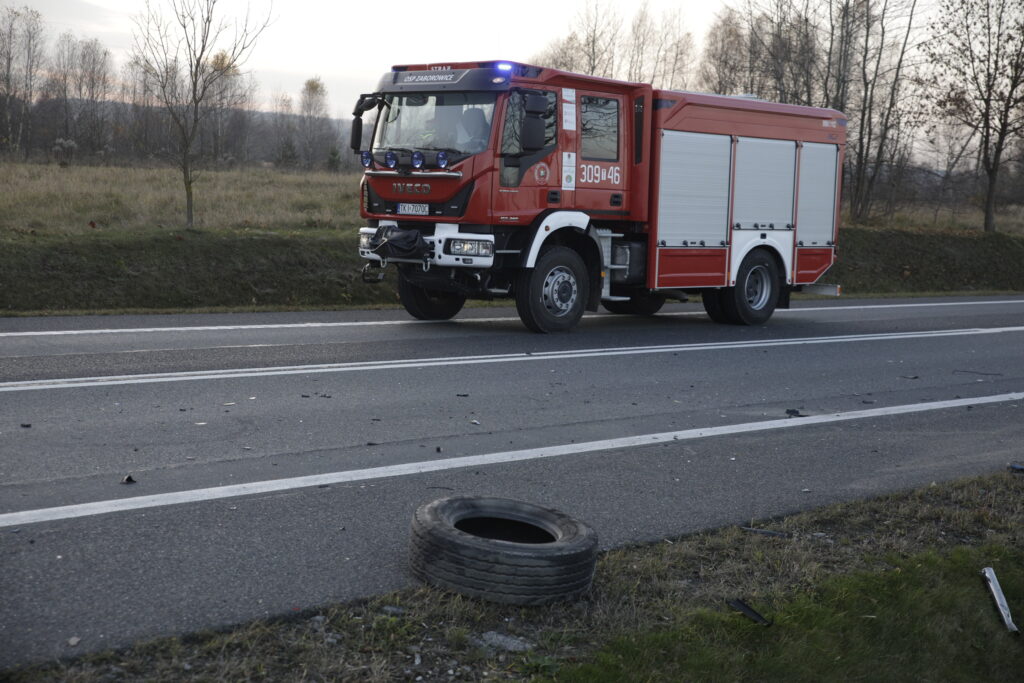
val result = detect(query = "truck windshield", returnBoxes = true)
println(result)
[374,92,497,155]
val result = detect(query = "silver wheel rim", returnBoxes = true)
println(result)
[541,265,578,317]
[744,264,771,310]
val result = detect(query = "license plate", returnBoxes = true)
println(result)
[398,203,429,216]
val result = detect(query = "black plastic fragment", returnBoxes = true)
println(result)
[726,598,773,626]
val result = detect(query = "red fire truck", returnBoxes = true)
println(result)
[351,61,844,332]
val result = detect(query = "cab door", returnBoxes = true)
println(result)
[490,88,560,225]
[569,90,628,215]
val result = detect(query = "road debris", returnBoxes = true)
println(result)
[120,475,136,485]
[726,598,773,626]
[1008,463,1024,475]
[981,567,1019,633]
[785,409,807,418]
[470,419,481,425]
[67,636,81,647]
[478,631,534,652]
[20,423,31,428]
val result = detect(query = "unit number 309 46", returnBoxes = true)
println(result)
[579,164,621,185]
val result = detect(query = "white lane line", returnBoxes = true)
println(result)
[2,326,1023,393]
[3,299,1023,337]
[2,391,1021,529]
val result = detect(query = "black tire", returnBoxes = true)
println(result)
[603,292,667,316]
[719,250,780,325]
[515,246,589,333]
[397,272,466,321]
[702,288,730,323]
[410,496,598,606]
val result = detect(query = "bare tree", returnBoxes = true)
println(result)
[0,5,44,157]
[131,0,268,228]
[75,38,113,156]
[271,91,297,167]
[532,32,583,73]
[925,0,1024,232]
[47,31,78,140]
[699,9,748,94]
[846,0,920,221]
[298,76,330,169]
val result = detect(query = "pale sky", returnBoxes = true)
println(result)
[32,0,726,118]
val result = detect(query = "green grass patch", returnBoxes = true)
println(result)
[553,545,1023,682]
[5,472,1022,681]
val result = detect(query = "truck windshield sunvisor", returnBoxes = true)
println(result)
[373,92,498,157]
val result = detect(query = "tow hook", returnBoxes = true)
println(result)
[361,262,385,284]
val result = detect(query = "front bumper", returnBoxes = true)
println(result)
[359,222,495,269]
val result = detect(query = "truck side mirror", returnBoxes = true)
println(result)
[521,116,545,152]
[524,93,548,115]
[350,117,363,152]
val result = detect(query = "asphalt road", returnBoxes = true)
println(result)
[2,296,1023,669]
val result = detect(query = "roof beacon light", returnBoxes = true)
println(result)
[411,150,425,169]
[384,150,398,169]
[360,151,372,168]
[497,62,513,71]
[436,151,449,169]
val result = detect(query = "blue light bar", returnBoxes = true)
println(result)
[497,63,513,71]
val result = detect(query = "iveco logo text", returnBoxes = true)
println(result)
[393,183,431,194]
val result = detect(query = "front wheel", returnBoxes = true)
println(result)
[515,246,589,333]
[719,251,780,325]
[397,273,466,321]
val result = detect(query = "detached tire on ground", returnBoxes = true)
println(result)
[397,271,466,321]
[410,496,599,605]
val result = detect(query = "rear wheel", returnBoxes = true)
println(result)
[397,272,466,321]
[702,288,730,323]
[719,251,780,325]
[515,246,589,333]
[603,292,666,316]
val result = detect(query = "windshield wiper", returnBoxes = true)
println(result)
[420,146,463,155]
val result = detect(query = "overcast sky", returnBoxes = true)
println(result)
[31,0,726,118]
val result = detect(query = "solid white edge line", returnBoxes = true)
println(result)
[2,325,1023,392]
[3,299,1023,337]
[2,391,1021,529]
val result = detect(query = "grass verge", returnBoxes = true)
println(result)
[6,471,1022,681]
[2,164,1024,313]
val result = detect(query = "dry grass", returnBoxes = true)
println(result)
[849,203,1024,236]
[8,471,1022,682]
[0,163,362,235]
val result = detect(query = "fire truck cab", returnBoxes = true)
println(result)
[352,60,845,332]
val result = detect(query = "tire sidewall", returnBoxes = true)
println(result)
[518,246,589,332]
[729,251,779,325]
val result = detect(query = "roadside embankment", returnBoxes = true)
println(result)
[2,226,1023,314]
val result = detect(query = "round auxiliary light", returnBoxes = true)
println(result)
[436,151,449,169]
[384,150,398,169]
[411,150,425,169]
[360,151,372,168]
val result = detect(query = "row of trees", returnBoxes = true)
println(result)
[536,0,1024,232]
[0,2,350,174]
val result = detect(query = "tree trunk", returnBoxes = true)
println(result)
[983,168,998,233]
[183,162,194,229]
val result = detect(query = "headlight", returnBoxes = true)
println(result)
[449,240,493,256]
[359,233,372,249]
